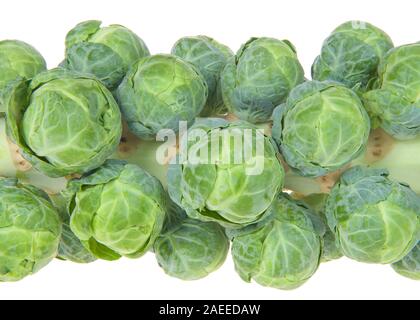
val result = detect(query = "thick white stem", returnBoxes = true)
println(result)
[287,129,420,195]
[3,114,420,196]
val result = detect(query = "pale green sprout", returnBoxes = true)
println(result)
[117,54,208,140]
[0,178,61,282]
[272,81,370,178]
[364,43,420,140]
[65,160,166,261]
[0,40,46,113]
[167,118,285,229]
[230,194,324,290]
[172,36,233,116]
[312,21,393,91]
[326,166,420,264]
[6,68,122,178]
[154,202,229,280]
[64,20,150,90]
[221,37,304,123]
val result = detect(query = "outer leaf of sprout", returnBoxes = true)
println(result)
[392,242,420,280]
[50,194,96,264]
[301,193,343,262]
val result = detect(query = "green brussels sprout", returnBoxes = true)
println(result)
[272,81,371,177]
[6,68,122,178]
[392,242,420,280]
[155,203,229,280]
[221,37,304,123]
[363,44,420,140]
[64,160,166,261]
[0,40,46,113]
[326,166,420,264]
[49,194,96,264]
[116,54,208,140]
[0,178,61,282]
[63,20,150,90]
[172,36,233,116]
[230,194,324,290]
[312,21,393,91]
[302,193,343,262]
[168,118,284,229]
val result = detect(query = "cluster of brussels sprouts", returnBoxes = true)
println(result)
[0,20,419,288]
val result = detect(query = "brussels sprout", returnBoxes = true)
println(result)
[116,54,208,140]
[64,160,166,261]
[0,178,61,282]
[0,40,46,113]
[167,118,284,229]
[272,81,371,177]
[392,242,420,280]
[172,36,233,116]
[326,166,420,264]
[155,203,229,280]
[221,37,304,123]
[6,68,122,178]
[63,20,150,90]
[230,194,323,290]
[302,194,343,262]
[312,21,393,91]
[363,44,420,140]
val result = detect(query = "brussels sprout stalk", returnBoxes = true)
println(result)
[112,123,172,187]
[286,129,420,196]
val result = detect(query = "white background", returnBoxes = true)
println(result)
[0,0,419,300]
